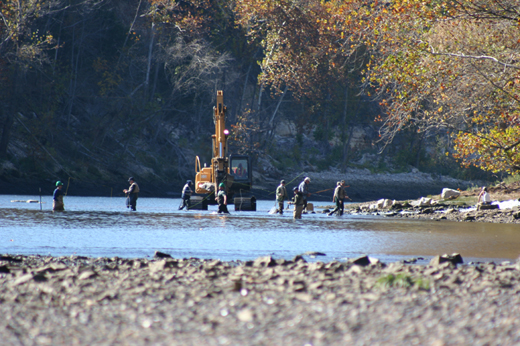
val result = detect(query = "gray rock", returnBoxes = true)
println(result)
[78,270,97,280]
[352,255,370,266]
[13,273,34,286]
[0,255,22,262]
[441,188,461,200]
[292,255,307,263]
[148,260,166,273]
[253,255,276,267]
[478,204,499,211]
[430,253,463,266]
[0,265,10,273]
[154,251,172,258]
[303,251,326,257]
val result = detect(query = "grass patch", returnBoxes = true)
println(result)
[500,175,520,185]
[375,273,430,290]
[442,196,476,206]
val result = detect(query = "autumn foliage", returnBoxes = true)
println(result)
[233,0,520,173]
[0,0,519,177]
[358,0,520,173]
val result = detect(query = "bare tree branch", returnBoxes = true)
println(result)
[427,47,520,70]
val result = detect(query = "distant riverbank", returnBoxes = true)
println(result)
[0,167,483,202]
[255,168,483,202]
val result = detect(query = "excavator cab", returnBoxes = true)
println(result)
[230,155,251,185]
[230,154,255,211]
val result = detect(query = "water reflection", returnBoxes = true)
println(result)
[1,195,520,263]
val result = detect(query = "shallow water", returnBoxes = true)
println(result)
[1,195,520,264]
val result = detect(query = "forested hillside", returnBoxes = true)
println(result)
[0,0,518,196]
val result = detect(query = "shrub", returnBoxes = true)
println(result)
[375,273,430,290]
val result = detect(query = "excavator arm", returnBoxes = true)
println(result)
[192,90,255,211]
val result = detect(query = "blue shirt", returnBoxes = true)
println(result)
[53,188,63,201]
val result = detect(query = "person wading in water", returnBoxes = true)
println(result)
[53,181,65,211]
[328,181,346,216]
[124,177,140,211]
[216,182,229,214]
[179,180,193,210]
[298,177,311,212]
[275,180,288,215]
[292,186,304,219]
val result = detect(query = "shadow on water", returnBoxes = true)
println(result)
[2,196,520,263]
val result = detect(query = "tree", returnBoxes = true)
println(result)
[362,0,520,173]
[0,0,60,157]
[234,0,380,164]
[234,0,350,98]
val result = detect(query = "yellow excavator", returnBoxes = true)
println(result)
[190,90,256,211]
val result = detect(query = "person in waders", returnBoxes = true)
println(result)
[124,177,139,211]
[298,177,311,212]
[328,181,346,216]
[292,186,304,219]
[179,180,193,210]
[216,182,229,214]
[275,180,288,215]
[53,181,65,211]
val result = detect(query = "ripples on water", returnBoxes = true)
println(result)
[1,195,520,263]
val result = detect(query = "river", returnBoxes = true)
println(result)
[1,195,520,264]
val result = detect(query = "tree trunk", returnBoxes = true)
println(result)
[0,108,13,158]
[150,61,160,102]
[145,22,155,96]
[341,86,349,170]
[268,85,288,127]
[256,84,263,112]
[237,62,252,117]
[265,85,288,147]
[66,21,85,128]
[415,134,423,169]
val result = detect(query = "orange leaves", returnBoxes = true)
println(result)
[235,0,354,97]
[453,122,520,173]
[233,0,520,173]
[362,0,520,173]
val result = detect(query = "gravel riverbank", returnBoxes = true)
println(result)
[342,201,520,224]
[1,254,520,345]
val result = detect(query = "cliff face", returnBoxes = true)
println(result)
[0,116,487,200]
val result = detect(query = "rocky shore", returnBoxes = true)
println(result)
[2,253,520,345]
[342,201,520,224]
[338,181,520,224]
